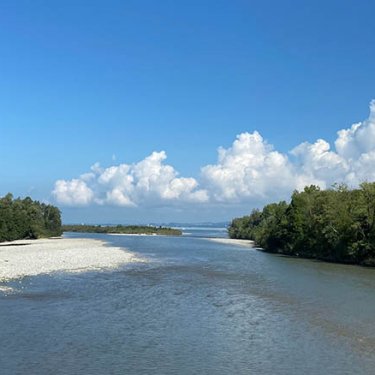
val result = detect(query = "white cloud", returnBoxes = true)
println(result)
[52,179,94,206]
[201,100,375,203]
[201,132,296,202]
[335,100,375,160]
[294,100,375,187]
[53,151,208,207]
[290,139,349,188]
[53,100,375,208]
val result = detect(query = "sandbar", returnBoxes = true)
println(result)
[205,238,255,247]
[107,233,158,236]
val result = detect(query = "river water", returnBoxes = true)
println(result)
[1,229,375,374]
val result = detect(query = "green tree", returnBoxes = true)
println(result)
[0,194,62,242]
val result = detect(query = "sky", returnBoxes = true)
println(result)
[1,0,375,224]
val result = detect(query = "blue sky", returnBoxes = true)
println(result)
[1,0,375,223]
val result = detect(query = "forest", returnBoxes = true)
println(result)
[0,193,62,242]
[228,183,375,266]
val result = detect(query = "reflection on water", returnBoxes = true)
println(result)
[1,231,375,374]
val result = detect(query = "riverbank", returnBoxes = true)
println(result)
[0,237,144,284]
[205,238,255,247]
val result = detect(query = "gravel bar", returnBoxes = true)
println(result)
[0,237,144,282]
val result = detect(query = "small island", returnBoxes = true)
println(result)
[62,224,182,236]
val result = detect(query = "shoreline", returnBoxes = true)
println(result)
[0,237,145,287]
[105,233,180,237]
[106,233,158,236]
[205,238,255,247]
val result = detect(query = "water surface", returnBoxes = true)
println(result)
[1,231,375,374]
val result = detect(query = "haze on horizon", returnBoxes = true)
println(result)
[1,0,375,223]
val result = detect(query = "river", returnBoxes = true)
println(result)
[1,229,375,374]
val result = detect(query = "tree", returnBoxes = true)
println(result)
[0,194,62,242]
[228,182,375,266]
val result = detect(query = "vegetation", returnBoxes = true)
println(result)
[0,193,62,242]
[228,183,375,266]
[62,224,182,236]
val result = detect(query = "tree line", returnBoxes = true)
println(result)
[0,193,62,242]
[62,224,182,236]
[228,183,375,266]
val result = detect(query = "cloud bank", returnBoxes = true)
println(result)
[53,100,375,207]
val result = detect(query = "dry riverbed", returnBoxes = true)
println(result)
[0,237,144,289]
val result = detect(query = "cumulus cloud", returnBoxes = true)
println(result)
[335,100,375,160]
[201,132,347,204]
[53,179,94,206]
[53,151,208,207]
[290,139,348,187]
[202,100,375,203]
[53,100,375,208]
[293,100,375,187]
[201,132,296,202]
